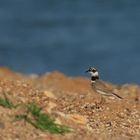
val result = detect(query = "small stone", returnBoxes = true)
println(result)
[0,121,5,129]
[106,121,112,127]
[66,114,87,125]
[55,118,62,124]
[29,74,39,78]
[45,101,57,113]
[79,95,85,99]
[43,90,56,99]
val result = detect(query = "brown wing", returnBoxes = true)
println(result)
[95,80,113,92]
[93,80,123,99]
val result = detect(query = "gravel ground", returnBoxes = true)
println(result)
[0,67,139,140]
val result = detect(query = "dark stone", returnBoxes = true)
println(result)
[0,121,5,129]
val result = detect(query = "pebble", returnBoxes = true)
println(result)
[0,121,5,129]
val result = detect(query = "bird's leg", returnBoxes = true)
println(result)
[95,96,105,109]
[99,96,105,105]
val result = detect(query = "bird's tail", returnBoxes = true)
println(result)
[112,92,123,99]
[96,88,123,99]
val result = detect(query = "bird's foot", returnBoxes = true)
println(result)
[99,96,106,105]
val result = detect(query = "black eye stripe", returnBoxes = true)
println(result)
[88,67,97,72]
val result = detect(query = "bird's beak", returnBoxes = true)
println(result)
[85,69,89,73]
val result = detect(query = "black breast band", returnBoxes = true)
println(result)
[91,76,99,81]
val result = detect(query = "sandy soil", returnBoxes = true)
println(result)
[0,67,139,140]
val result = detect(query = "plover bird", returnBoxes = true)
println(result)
[86,67,123,99]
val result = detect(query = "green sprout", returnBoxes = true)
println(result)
[0,92,16,109]
[16,103,72,134]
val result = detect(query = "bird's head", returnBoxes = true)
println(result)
[86,67,99,80]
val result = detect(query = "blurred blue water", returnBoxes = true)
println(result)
[0,0,140,84]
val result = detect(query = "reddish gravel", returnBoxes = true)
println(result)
[0,67,139,140]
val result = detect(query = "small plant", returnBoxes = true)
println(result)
[16,103,72,134]
[27,102,42,116]
[0,92,72,134]
[0,92,16,109]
